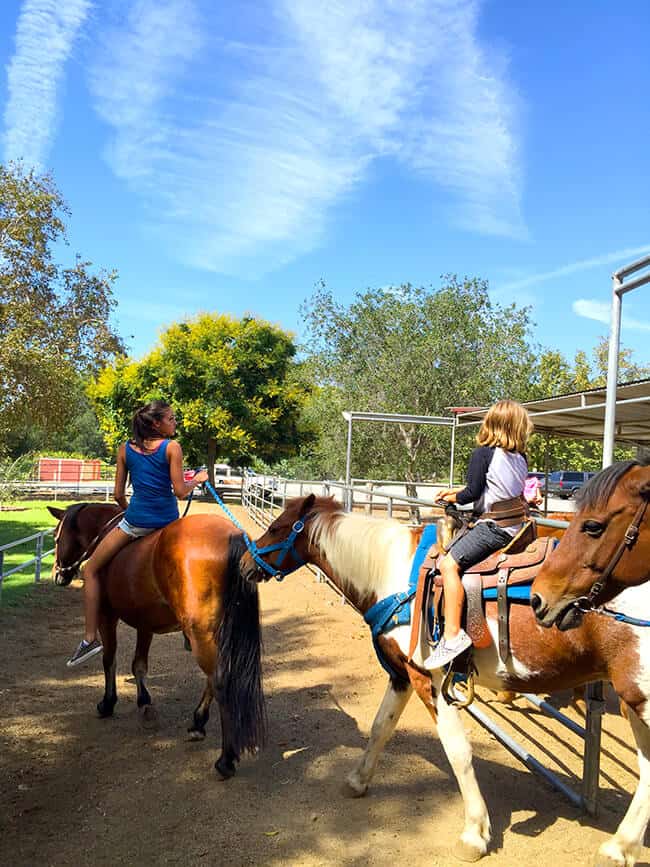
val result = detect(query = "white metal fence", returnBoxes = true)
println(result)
[0,529,55,600]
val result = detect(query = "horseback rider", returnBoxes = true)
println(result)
[66,400,208,667]
[424,399,533,669]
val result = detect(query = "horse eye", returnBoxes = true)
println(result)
[581,520,605,537]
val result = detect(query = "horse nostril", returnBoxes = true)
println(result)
[531,593,543,614]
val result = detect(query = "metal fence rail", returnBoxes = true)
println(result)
[0,529,55,600]
[241,473,604,815]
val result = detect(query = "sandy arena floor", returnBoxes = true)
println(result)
[1,503,647,866]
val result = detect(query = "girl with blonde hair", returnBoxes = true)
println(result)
[424,399,534,669]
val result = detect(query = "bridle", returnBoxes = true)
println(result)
[54,507,125,580]
[573,497,649,613]
[245,514,314,580]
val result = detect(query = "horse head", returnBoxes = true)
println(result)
[531,461,650,630]
[48,503,121,585]
[241,494,337,582]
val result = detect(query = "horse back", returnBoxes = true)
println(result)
[103,513,240,633]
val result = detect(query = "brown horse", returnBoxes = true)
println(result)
[49,502,265,779]
[241,492,650,866]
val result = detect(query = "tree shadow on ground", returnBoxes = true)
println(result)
[1,580,647,867]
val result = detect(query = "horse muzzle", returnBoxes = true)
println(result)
[531,592,585,631]
[240,552,266,584]
[53,566,77,586]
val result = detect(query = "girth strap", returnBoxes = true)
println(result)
[497,568,510,662]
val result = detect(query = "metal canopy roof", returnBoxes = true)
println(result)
[453,378,650,446]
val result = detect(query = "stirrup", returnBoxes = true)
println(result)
[441,667,475,708]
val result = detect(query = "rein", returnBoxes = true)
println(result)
[55,508,125,577]
[574,497,649,615]
[203,481,308,580]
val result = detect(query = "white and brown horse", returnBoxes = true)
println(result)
[241,480,650,866]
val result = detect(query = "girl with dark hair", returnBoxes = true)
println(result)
[66,401,208,667]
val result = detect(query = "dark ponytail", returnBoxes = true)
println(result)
[131,400,171,451]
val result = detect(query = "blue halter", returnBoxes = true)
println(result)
[244,518,310,580]
[202,480,309,580]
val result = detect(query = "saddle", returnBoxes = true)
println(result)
[410,519,556,667]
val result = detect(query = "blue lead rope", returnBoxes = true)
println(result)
[201,480,306,580]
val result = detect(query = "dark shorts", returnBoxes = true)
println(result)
[447,521,513,570]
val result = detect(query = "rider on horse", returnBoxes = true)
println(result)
[66,400,207,667]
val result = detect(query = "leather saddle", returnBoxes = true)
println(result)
[415,519,556,666]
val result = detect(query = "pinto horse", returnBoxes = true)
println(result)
[241,493,649,866]
[49,503,265,778]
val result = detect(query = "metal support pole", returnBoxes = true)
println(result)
[449,417,456,486]
[602,275,623,468]
[34,533,43,582]
[582,682,606,815]
[344,413,353,488]
[543,432,551,515]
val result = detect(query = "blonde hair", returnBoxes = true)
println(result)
[476,399,533,453]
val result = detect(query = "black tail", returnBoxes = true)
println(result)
[216,534,266,757]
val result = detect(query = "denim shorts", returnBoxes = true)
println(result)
[446,521,513,570]
[117,518,159,539]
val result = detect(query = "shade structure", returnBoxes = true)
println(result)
[452,378,650,447]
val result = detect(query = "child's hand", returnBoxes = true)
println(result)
[194,470,209,484]
[438,489,457,503]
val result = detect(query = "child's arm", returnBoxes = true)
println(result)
[167,441,209,498]
[114,444,129,510]
[454,446,494,506]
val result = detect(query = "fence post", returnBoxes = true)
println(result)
[34,533,43,582]
[0,550,4,600]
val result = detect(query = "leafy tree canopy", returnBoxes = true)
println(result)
[0,162,124,453]
[90,313,314,474]
[300,277,537,483]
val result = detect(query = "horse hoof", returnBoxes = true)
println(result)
[215,758,237,780]
[142,705,158,724]
[342,778,368,798]
[453,840,485,862]
[97,700,115,718]
[187,728,206,741]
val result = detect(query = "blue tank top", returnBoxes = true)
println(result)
[124,440,179,528]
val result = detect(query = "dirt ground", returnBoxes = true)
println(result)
[1,503,648,867]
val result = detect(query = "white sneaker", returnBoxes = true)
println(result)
[423,629,472,670]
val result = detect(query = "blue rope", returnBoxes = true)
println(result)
[598,607,650,627]
[202,480,305,580]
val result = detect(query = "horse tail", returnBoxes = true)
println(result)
[216,533,266,757]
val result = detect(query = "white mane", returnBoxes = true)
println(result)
[309,510,415,601]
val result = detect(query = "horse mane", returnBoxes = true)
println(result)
[63,502,90,532]
[576,460,641,510]
[309,504,415,601]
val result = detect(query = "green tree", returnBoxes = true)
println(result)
[0,162,124,453]
[300,277,537,485]
[90,313,313,476]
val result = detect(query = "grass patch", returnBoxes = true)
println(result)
[0,500,74,607]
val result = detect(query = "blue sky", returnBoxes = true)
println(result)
[2,0,649,367]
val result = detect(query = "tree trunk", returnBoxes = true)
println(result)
[206,438,217,486]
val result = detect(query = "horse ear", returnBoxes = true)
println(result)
[300,493,316,515]
[47,506,66,520]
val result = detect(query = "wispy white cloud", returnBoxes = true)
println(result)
[3,0,91,168]
[88,0,524,276]
[496,245,650,293]
[573,299,650,332]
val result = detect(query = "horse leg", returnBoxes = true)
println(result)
[344,679,412,797]
[433,673,491,862]
[132,629,156,723]
[188,676,214,741]
[185,630,236,777]
[596,708,650,867]
[97,614,118,718]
